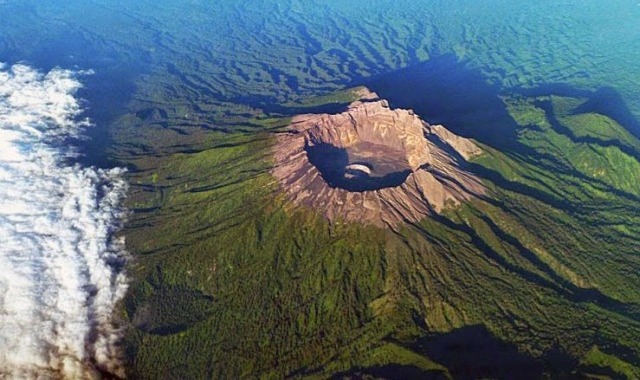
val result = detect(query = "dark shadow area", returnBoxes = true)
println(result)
[306,143,411,192]
[261,100,353,116]
[412,325,575,380]
[126,270,215,336]
[361,54,520,149]
[78,63,146,168]
[576,87,640,138]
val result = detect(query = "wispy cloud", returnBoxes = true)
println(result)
[0,63,128,378]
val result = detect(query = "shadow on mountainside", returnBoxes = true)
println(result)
[361,54,518,148]
[361,54,640,145]
[332,325,577,380]
[412,325,575,380]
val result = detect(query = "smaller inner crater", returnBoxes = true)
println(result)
[306,140,412,192]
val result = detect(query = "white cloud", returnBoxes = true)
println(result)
[0,64,128,378]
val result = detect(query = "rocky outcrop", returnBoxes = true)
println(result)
[271,88,485,228]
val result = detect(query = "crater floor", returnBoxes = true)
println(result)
[306,140,412,192]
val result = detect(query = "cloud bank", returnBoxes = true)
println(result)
[0,63,128,378]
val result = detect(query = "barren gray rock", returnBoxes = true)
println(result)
[272,88,485,228]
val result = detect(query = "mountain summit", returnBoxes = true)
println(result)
[272,88,485,227]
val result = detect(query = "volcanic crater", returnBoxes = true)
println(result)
[272,88,485,227]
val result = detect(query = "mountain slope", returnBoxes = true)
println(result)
[115,86,640,379]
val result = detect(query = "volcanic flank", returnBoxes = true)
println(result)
[272,88,485,227]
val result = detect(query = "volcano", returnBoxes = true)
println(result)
[272,88,486,227]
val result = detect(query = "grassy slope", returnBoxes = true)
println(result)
[113,88,640,378]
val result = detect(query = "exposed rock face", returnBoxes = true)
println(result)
[271,88,485,228]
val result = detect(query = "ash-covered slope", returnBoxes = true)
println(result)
[272,88,485,227]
